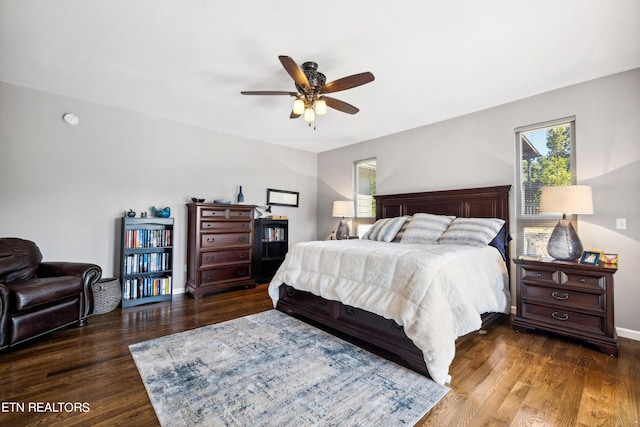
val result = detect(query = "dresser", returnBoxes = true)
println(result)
[513,258,618,355]
[186,203,255,298]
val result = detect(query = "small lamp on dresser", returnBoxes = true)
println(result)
[539,185,593,261]
[332,200,354,240]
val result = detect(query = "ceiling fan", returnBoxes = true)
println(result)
[241,55,375,124]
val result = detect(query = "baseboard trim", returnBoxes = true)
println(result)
[616,327,640,342]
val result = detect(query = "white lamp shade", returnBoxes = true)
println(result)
[303,107,315,122]
[292,98,305,115]
[315,99,327,115]
[332,201,354,218]
[539,185,593,215]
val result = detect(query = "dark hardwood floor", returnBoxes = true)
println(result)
[1,283,638,426]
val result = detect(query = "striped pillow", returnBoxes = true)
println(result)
[400,213,455,245]
[362,217,408,242]
[392,216,411,242]
[438,218,505,247]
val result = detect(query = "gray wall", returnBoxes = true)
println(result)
[0,82,318,293]
[317,68,640,337]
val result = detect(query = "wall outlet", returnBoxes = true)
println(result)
[616,218,627,230]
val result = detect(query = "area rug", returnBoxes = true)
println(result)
[129,310,449,427]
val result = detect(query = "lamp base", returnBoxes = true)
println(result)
[547,219,584,261]
[336,220,350,240]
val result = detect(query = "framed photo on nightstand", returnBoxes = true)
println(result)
[580,250,601,266]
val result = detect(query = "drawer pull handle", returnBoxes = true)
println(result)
[579,278,586,283]
[551,291,569,300]
[205,273,215,280]
[536,273,543,277]
[206,255,214,262]
[286,287,296,297]
[238,236,247,242]
[206,237,215,243]
[345,306,355,316]
[551,311,569,321]
[317,298,327,307]
[238,253,247,259]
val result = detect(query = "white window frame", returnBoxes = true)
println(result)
[515,116,576,256]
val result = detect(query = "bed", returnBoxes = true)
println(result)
[267,185,511,385]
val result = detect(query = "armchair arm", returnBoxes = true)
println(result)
[37,262,102,317]
[0,283,10,349]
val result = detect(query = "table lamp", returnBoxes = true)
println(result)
[332,201,354,240]
[539,185,593,261]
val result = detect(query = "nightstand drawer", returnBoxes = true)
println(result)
[521,303,605,336]
[520,284,604,312]
[520,267,555,284]
[562,271,606,290]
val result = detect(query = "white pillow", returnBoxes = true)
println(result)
[438,217,505,247]
[400,213,455,245]
[362,217,408,242]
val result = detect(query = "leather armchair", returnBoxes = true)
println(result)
[0,238,102,350]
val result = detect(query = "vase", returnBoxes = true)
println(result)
[237,186,244,204]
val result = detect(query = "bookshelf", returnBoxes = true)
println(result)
[253,218,288,283]
[120,217,174,307]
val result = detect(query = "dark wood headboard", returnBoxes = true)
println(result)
[375,185,511,232]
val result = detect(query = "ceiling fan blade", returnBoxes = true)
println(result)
[279,56,310,90]
[324,96,360,114]
[241,91,298,96]
[319,72,375,94]
[290,110,301,119]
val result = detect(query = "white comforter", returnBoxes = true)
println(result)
[268,239,510,385]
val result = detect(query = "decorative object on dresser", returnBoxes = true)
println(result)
[253,218,288,283]
[332,200,354,240]
[120,217,173,307]
[186,203,255,298]
[513,258,618,355]
[236,185,244,204]
[539,185,593,261]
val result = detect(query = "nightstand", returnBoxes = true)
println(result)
[513,258,618,355]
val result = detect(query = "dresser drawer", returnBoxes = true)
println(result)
[521,302,606,336]
[200,264,251,284]
[200,208,229,218]
[201,220,252,232]
[200,249,250,267]
[520,283,604,312]
[201,233,251,248]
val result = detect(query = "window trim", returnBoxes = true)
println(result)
[352,157,377,221]
[514,116,576,256]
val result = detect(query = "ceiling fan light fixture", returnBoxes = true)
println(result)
[314,99,327,115]
[292,98,305,115]
[303,107,315,123]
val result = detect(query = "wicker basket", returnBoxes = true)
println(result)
[92,278,121,315]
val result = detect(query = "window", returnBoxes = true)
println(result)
[515,117,576,257]
[353,158,376,218]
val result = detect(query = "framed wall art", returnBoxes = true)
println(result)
[267,188,299,207]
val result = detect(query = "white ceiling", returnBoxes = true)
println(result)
[1,0,639,153]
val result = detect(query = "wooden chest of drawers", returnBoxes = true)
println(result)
[513,258,618,355]
[186,203,255,298]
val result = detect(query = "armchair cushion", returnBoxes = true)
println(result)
[6,277,83,311]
